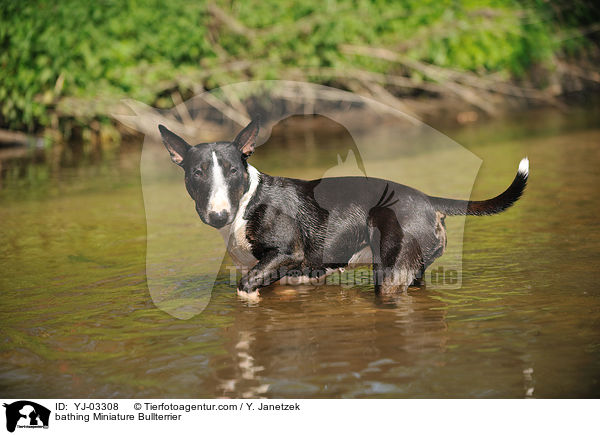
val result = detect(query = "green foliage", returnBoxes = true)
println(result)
[0,0,213,132]
[0,0,596,133]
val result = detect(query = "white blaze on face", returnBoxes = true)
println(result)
[207,151,231,214]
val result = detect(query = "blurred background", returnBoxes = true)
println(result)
[1,1,600,398]
[1,0,600,143]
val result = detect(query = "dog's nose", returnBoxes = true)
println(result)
[207,210,229,228]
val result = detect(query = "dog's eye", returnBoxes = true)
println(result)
[193,169,203,177]
[230,167,238,175]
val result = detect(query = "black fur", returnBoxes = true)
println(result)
[428,170,528,215]
[159,120,528,295]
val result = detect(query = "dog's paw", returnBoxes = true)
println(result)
[236,288,260,302]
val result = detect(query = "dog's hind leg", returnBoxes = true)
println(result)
[410,266,426,288]
[368,207,422,294]
[371,244,421,294]
[412,211,446,287]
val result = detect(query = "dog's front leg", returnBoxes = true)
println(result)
[238,249,303,294]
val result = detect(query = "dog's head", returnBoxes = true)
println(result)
[159,119,259,229]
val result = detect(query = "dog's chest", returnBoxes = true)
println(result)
[219,215,258,269]
[219,165,260,269]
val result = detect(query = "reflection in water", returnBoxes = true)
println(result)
[211,283,448,398]
[218,330,269,398]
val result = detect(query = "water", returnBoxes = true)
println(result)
[1,108,599,398]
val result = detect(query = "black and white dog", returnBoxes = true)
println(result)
[159,119,528,297]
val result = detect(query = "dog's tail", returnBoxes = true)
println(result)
[428,157,529,216]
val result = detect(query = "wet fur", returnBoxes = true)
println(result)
[159,121,528,296]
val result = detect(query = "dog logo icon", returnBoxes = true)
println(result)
[3,401,50,433]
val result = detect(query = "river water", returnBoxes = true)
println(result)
[1,107,599,398]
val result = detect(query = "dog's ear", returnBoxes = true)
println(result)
[234,118,259,158]
[159,125,191,167]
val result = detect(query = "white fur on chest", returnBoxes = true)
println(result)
[219,165,260,269]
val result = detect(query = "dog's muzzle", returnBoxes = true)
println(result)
[207,209,230,228]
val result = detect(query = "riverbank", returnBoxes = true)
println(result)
[1,0,599,145]
[0,81,598,150]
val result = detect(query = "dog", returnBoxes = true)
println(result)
[159,119,528,297]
